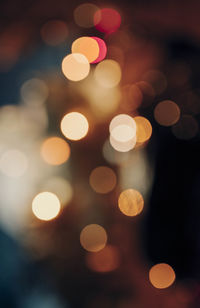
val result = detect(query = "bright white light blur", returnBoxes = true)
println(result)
[109,134,136,152]
[32,192,61,221]
[0,149,28,177]
[62,53,90,81]
[60,112,89,140]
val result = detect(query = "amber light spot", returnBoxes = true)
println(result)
[118,189,144,216]
[154,100,180,126]
[41,137,70,165]
[72,37,99,63]
[80,224,107,252]
[89,166,117,194]
[134,116,152,143]
[149,263,176,289]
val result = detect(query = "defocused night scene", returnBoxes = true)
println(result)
[0,0,200,307]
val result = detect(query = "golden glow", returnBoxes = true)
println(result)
[62,53,90,81]
[149,263,176,289]
[0,149,28,177]
[72,37,99,63]
[41,137,70,165]
[32,192,61,221]
[41,177,73,205]
[60,112,89,141]
[154,100,181,126]
[171,115,198,140]
[41,20,68,46]
[94,59,121,88]
[21,78,48,106]
[74,3,99,28]
[89,166,117,194]
[86,245,120,272]
[80,224,107,252]
[118,189,144,216]
[134,116,152,143]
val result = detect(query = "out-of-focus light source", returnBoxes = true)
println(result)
[89,166,117,194]
[41,20,68,46]
[41,137,70,165]
[60,112,89,140]
[109,135,136,152]
[41,177,73,206]
[74,3,99,28]
[171,115,198,140]
[154,100,180,126]
[142,70,167,95]
[0,149,28,177]
[62,53,90,81]
[94,59,121,88]
[86,245,120,272]
[72,37,99,63]
[134,116,152,143]
[80,224,107,252]
[149,263,176,289]
[94,8,121,34]
[21,78,48,106]
[118,189,144,216]
[32,192,61,221]
[103,139,130,165]
[91,37,107,63]
[121,84,143,112]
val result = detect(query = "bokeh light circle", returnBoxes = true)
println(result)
[134,116,152,143]
[94,8,121,33]
[80,224,107,252]
[41,137,70,165]
[118,189,144,216]
[149,263,176,289]
[94,59,121,88]
[62,53,90,81]
[60,112,89,141]
[72,37,99,63]
[41,20,68,46]
[154,100,181,126]
[32,192,61,221]
[89,166,117,194]
[171,115,198,140]
[21,78,48,106]
[91,37,107,63]
[74,3,99,28]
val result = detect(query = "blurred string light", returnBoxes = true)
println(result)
[71,37,100,63]
[142,70,167,95]
[41,137,70,165]
[32,192,61,221]
[94,8,121,33]
[94,59,121,88]
[89,166,117,194]
[134,116,152,144]
[149,263,176,289]
[60,112,89,140]
[118,189,144,216]
[86,245,120,273]
[41,20,68,46]
[154,100,180,126]
[171,115,199,140]
[91,37,107,63]
[62,53,90,81]
[74,3,99,28]
[80,224,107,252]
[20,78,48,106]
[41,176,73,206]
[0,149,28,177]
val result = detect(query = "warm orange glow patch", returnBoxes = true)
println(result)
[94,8,121,34]
[149,263,176,289]
[94,59,121,88]
[41,137,70,165]
[154,100,180,126]
[134,116,152,143]
[41,20,68,46]
[118,189,144,216]
[32,192,61,221]
[171,115,198,140]
[86,245,120,272]
[74,3,99,28]
[60,112,89,141]
[62,53,90,81]
[80,224,107,252]
[72,37,99,63]
[89,166,117,194]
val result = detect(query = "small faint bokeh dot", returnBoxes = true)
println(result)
[62,53,90,81]
[89,166,117,194]
[41,137,70,165]
[80,224,107,252]
[86,245,120,272]
[21,78,48,106]
[142,70,167,95]
[94,59,121,88]
[60,112,89,140]
[134,116,152,143]
[154,100,180,126]
[32,192,61,221]
[74,3,99,28]
[0,149,28,177]
[72,37,99,63]
[171,115,198,140]
[149,263,176,289]
[94,8,121,33]
[41,20,68,46]
[118,189,144,216]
